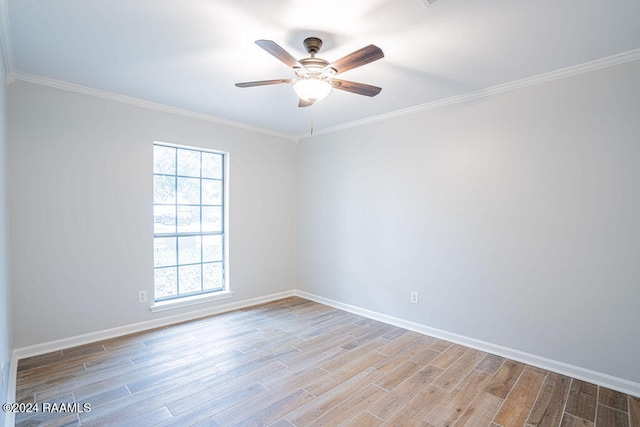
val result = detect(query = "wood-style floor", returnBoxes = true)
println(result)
[15,297,640,427]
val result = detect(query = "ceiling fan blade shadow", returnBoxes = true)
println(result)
[298,98,314,108]
[235,78,293,88]
[323,45,384,75]
[255,40,303,69]
[384,62,477,94]
[332,79,382,97]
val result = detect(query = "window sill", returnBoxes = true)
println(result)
[150,290,234,313]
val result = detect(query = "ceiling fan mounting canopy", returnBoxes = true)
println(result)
[303,37,323,55]
[235,36,384,107]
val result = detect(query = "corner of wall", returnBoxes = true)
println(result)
[0,16,14,426]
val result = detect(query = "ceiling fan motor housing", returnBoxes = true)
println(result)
[297,57,330,75]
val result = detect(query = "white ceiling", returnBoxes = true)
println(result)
[4,0,640,138]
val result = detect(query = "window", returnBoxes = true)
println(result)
[153,142,226,302]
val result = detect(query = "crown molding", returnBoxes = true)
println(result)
[300,48,640,140]
[0,0,15,76]
[7,71,299,142]
[6,47,639,144]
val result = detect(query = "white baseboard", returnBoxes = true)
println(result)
[6,289,296,427]
[294,290,640,399]
[12,290,295,361]
[6,287,638,426]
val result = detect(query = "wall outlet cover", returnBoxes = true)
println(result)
[411,291,419,304]
[138,291,148,303]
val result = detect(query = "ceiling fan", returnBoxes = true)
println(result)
[235,37,384,107]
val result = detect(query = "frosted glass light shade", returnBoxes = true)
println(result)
[293,78,332,102]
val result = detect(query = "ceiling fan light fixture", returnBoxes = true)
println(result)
[236,38,384,109]
[293,78,332,102]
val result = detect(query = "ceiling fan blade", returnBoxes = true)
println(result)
[332,79,382,97]
[235,78,293,88]
[323,45,384,75]
[255,40,303,69]
[298,98,314,108]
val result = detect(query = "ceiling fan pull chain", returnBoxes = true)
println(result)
[310,103,315,135]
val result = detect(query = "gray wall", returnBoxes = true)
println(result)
[0,40,11,427]
[6,56,640,391]
[8,81,297,348]
[298,60,640,383]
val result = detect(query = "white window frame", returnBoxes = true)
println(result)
[151,142,231,312]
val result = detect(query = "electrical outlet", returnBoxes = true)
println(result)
[410,291,419,304]
[138,291,148,304]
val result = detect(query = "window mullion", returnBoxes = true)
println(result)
[174,147,180,296]
[200,151,204,293]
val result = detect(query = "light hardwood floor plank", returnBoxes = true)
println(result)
[157,382,266,426]
[14,297,639,427]
[629,396,640,427]
[429,339,454,352]
[304,384,387,426]
[476,353,506,375]
[381,385,448,427]
[375,360,421,391]
[424,369,492,426]
[343,411,384,427]
[565,379,599,423]
[285,368,385,426]
[431,348,487,391]
[596,404,630,427]
[484,359,526,399]
[454,391,503,427]
[430,344,469,369]
[167,365,281,416]
[492,367,546,426]
[410,347,442,366]
[368,364,443,420]
[526,372,572,427]
[214,387,314,426]
[560,413,595,427]
[598,386,629,412]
